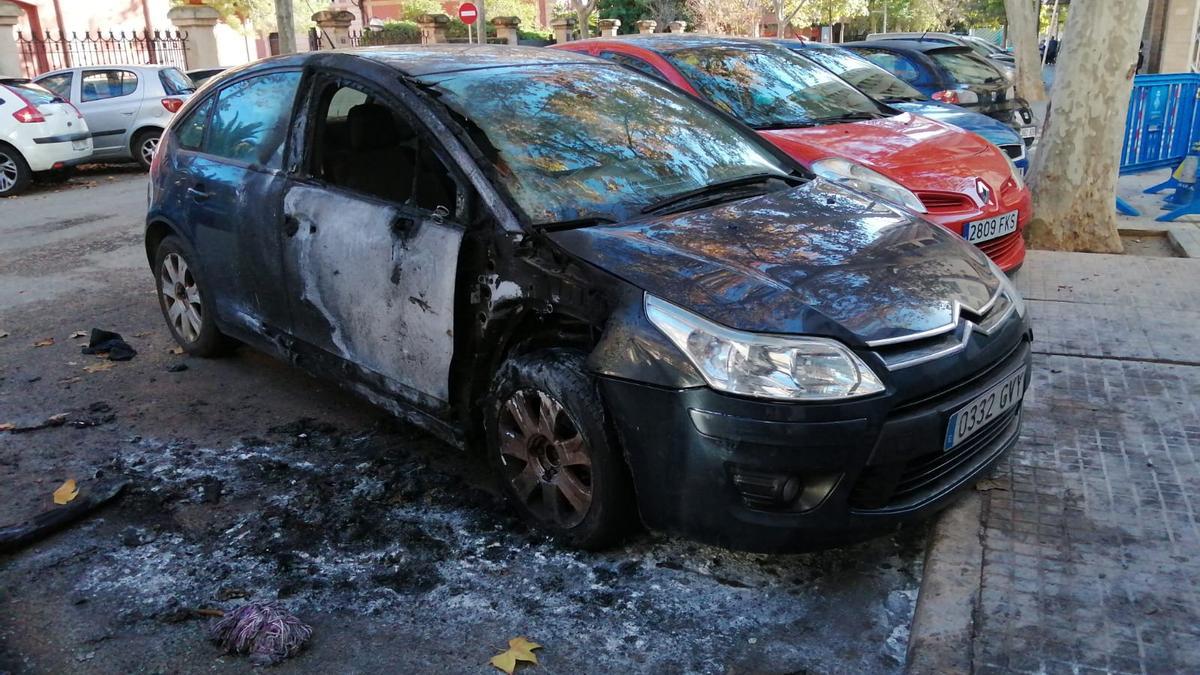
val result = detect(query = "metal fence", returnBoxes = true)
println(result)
[1120,73,1200,174]
[15,30,189,78]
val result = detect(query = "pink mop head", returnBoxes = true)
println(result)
[209,602,312,665]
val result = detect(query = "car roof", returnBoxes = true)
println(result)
[843,40,973,54]
[569,34,791,55]
[773,39,839,51]
[37,63,184,77]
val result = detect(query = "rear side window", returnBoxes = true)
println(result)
[851,49,922,83]
[5,80,58,105]
[35,73,72,100]
[176,97,214,151]
[598,52,666,81]
[930,49,1005,86]
[81,70,138,101]
[206,71,301,169]
[159,68,195,95]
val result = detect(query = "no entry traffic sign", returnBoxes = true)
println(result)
[459,2,478,24]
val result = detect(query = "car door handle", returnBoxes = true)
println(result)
[187,186,210,201]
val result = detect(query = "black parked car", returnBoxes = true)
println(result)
[146,46,1032,552]
[845,39,1037,145]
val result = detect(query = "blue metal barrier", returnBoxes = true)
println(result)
[1120,73,1200,174]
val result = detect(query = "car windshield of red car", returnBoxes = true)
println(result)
[665,45,884,129]
[800,47,926,102]
[421,64,793,226]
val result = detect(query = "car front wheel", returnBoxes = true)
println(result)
[154,235,231,357]
[0,144,32,197]
[486,349,636,549]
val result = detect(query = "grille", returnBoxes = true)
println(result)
[978,230,1022,259]
[848,404,1021,511]
[918,191,974,213]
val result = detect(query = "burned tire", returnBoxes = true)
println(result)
[132,129,161,171]
[153,235,232,357]
[0,143,32,197]
[486,349,636,549]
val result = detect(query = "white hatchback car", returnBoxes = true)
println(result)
[35,64,194,171]
[0,77,92,197]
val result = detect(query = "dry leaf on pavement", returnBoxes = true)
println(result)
[53,479,79,505]
[169,347,184,355]
[0,423,14,431]
[975,478,1010,492]
[33,338,54,347]
[0,330,9,338]
[489,637,541,674]
[83,361,115,373]
[69,331,87,339]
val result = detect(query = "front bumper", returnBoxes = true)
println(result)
[601,336,1032,552]
[924,184,1031,273]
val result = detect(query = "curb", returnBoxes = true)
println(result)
[905,492,984,674]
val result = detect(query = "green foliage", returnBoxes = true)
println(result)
[361,20,422,45]
[598,0,648,33]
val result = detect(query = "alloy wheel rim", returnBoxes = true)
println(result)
[498,389,593,529]
[0,153,17,193]
[141,137,159,165]
[160,252,202,343]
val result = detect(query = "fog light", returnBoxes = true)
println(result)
[730,468,840,512]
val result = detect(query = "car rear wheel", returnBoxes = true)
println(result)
[0,144,32,197]
[486,349,636,549]
[133,129,161,171]
[154,235,232,357]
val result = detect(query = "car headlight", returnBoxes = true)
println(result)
[810,158,927,214]
[644,294,885,401]
[988,260,1026,318]
[1001,151,1025,190]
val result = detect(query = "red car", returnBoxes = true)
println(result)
[553,36,1029,271]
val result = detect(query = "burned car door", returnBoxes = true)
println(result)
[280,75,465,409]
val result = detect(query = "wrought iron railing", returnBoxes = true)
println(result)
[16,30,189,78]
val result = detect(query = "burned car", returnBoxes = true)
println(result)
[146,46,1031,552]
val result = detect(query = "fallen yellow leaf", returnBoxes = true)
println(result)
[490,637,541,674]
[83,361,115,373]
[53,479,79,505]
[0,422,14,431]
[169,346,184,355]
[33,338,54,347]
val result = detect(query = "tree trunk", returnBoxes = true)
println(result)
[576,7,590,38]
[1003,0,1046,102]
[1024,0,1149,253]
[275,0,296,54]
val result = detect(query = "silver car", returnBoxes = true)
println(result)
[34,64,194,169]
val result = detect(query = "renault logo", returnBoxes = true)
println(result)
[976,179,992,204]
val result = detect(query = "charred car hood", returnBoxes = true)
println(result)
[549,180,1000,345]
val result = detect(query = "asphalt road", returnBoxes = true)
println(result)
[0,167,925,674]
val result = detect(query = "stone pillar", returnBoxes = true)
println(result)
[598,18,620,37]
[0,1,21,78]
[635,19,657,34]
[491,16,520,45]
[416,13,449,44]
[168,3,222,69]
[668,20,687,33]
[1157,0,1200,72]
[550,16,575,44]
[311,9,355,49]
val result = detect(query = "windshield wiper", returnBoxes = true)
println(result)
[640,173,800,215]
[815,111,885,123]
[752,120,821,130]
[538,216,616,232]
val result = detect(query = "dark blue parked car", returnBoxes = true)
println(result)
[841,39,1037,145]
[145,46,1031,553]
[779,40,1028,171]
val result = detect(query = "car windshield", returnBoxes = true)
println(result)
[422,64,794,226]
[665,45,884,129]
[930,48,1004,85]
[798,47,925,102]
[4,80,59,104]
[159,67,195,95]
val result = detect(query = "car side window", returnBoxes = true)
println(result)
[597,52,667,81]
[853,49,921,83]
[206,71,301,170]
[309,80,460,217]
[175,97,214,151]
[37,73,72,100]
[80,70,138,102]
